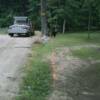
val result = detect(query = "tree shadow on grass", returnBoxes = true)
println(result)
[65,63,100,100]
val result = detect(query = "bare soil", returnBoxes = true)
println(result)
[49,46,100,100]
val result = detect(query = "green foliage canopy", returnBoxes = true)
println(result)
[0,0,100,32]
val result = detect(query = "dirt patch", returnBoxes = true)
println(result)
[48,45,100,100]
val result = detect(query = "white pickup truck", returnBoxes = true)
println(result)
[8,16,34,37]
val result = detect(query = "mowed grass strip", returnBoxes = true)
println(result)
[16,43,53,100]
[72,47,100,60]
[16,32,100,100]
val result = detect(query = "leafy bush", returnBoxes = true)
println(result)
[0,16,13,28]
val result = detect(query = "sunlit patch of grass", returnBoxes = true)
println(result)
[72,47,100,60]
[49,33,100,48]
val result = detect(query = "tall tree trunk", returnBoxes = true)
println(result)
[41,0,48,36]
[62,19,66,34]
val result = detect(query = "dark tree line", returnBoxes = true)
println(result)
[0,0,29,27]
[0,0,100,33]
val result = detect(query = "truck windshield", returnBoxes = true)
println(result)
[16,20,27,25]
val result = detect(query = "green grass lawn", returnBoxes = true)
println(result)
[72,47,100,60]
[16,32,100,100]
[0,28,8,34]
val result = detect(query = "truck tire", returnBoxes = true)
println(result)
[26,33,30,37]
[9,34,13,37]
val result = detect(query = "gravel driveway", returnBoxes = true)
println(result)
[0,35,34,100]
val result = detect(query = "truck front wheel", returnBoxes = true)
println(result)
[9,34,14,37]
[26,33,30,37]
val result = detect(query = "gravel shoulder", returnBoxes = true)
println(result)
[0,35,34,100]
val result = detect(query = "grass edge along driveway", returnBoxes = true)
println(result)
[16,32,100,100]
